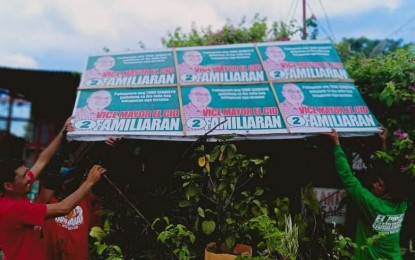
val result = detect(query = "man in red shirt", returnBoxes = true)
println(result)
[43,187,100,260]
[0,119,107,260]
[41,137,120,260]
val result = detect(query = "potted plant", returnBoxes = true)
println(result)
[174,136,269,259]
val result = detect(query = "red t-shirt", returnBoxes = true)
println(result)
[43,193,97,260]
[0,196,47,260]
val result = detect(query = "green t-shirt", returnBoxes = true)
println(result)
[334,145,407,260]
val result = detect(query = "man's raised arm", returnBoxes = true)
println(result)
[31,117,74,180]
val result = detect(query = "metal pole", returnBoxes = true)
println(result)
[302,0,307,40]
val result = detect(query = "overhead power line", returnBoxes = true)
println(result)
[369,15,415,57]
[316,0,336,42]
[285,0,298,24]
[286,0,300,26]
[387,15,415,39]
[305,0,336,42]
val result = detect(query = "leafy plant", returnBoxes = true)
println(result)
[153,216,196,260]
[345,46,415,190]
[329,224,387,259]
[248,214,299,260]
[161,14,304,48]
[174,136,269,255]
[89,211,123,260]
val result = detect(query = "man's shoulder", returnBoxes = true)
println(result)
[178,62,188,69]
[75,106,89,113]
[279,100,289,107]
[263,59,275,66]
[182,103,193,109]
[0,196,32,210]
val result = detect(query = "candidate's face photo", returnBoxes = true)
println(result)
[183,51,203,67]
[266,46,286,63]
[189,87,211,108]
[94,56,115,71]
[87,90,112,110]
[282,84,304,106]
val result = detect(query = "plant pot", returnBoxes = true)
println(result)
[204,242,252,260]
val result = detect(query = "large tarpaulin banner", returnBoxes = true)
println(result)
[69,41,380,140]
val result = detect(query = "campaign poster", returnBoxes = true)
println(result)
[257,42,351,81]
[273,82,380,133]
[79,50,176,88]
[176,45,266,85]
[70,88,182,136]
[313,187,347,225]
[70,40,381,140]
[180,84,287,135]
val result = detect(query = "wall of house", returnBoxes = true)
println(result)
[0,67,80,161]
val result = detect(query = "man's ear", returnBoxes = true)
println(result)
[3,182,14,192]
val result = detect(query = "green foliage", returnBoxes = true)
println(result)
[345,46,415,176]
[330,227,387,259]
[173,136,269,255]
[336,37,408,60]
[89,211,124,260]
[152,216,196,260]
[248,214,299,260]
[161,14,303,47]
[328,225,358,259]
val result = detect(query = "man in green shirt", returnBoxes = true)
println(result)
[327,129,409,259]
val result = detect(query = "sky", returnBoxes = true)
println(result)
[0,0,414,73]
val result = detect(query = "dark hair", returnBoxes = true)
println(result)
[362,158,412,202]
[0,158,25,192]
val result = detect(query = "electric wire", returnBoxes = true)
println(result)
[387,15,415,39]
[317,0,337,42]
[285,0,298,24]
[286,0,300,26]
[370,14,415,56]
[306,0,335,42]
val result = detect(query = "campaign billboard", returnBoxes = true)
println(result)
[69,40,380,140]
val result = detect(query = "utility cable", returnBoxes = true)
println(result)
[316,0,336,42]
[387,15,415,39]
[285,0,299,25]
[305,0,335,42]
[370,15,415,56]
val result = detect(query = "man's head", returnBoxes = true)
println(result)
[362,159,391,197]
[266,46,286,63]
[281,83,304,106]
[86,90,112,112]
[0,158,32,196]
[188,86,211,109]
[94,56,115,72]
[182,51,203,67]
[370,177,386,197]
[55,167,85,200]
[361,159,412,202]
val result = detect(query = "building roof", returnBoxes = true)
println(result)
[0,67,80,120]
